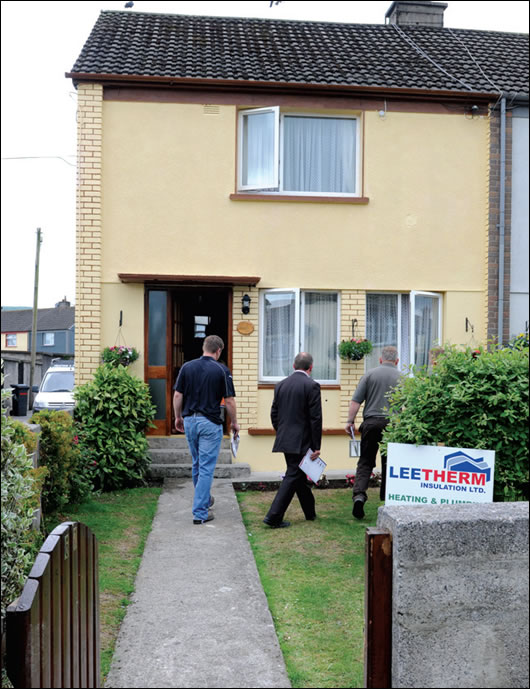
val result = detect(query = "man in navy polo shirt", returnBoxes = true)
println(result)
[173,335,240,524]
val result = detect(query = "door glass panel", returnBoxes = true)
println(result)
[148,291,167,366]
[148,379,166,419]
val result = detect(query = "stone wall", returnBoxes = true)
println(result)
[377,502,529,688]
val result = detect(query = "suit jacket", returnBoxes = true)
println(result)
[271,370,322,454]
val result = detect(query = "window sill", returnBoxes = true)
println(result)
[248,427,347,436]
[258,384,340,390]
[230,193,369,204]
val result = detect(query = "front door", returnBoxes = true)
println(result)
[145,286,231,435]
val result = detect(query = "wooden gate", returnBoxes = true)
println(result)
[6,521,100,688]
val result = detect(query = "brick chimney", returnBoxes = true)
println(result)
[55,297,71,308]
[385,1,448,28]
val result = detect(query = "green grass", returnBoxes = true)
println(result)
[237,487,382,689]
[43,486,162,681]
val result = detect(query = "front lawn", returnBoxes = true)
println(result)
[237,486,382,689]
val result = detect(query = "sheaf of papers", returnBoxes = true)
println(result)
[299,448,327,483]
[231,433,240,458]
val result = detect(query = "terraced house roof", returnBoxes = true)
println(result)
[1,307,75,333]
[69,10,529,101]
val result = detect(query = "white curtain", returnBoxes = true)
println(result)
[366,294,398,371]
[283,116,356,193]
[242,110,276,188]
[263,292,296,377]
[303,292,338,381]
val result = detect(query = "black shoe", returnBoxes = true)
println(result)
[208,495,215,508]
[263,518,290,529]
[305,515,317,521]
[352,497,365,520]
[193,513,214,524]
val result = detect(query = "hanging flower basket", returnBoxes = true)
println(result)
[102,346,139,367]
[338,338,373,361]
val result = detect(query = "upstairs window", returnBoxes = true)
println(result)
[238,108,359,196]
[43,332,55,346]
[6,333,17,347]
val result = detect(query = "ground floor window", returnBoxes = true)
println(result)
[366,291,442,372]
[260,289,339,383]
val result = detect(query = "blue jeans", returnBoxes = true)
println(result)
[183,414,223,520]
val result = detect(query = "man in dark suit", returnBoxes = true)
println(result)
[263,352,323,529]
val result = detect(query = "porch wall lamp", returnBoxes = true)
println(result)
[241,294,252,315]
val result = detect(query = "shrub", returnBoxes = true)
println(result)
[11,420,49,518]
[382,344,529,501]
[11,420,38,456]
[1,377,35,623]
[29,410,93,513]
[74,364,156,491]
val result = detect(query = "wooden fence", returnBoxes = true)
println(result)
[6,521,100,688]
[365,527,392,689]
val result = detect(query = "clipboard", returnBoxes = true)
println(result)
[299,448,327,483]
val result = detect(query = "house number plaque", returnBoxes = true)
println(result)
[237,321,254,335]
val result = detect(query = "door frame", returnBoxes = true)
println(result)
[144,285,232,436]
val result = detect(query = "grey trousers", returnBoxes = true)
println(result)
[353,416,389,501]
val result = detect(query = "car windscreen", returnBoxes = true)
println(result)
[41,371,75,392]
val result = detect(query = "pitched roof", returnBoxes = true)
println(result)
[69,11,528,101]
[1,307,75,333]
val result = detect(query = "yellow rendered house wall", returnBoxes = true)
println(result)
[76,93,490,470]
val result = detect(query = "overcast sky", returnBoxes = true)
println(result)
[1,0,528,308]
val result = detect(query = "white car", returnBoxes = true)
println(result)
[32,361,75,413]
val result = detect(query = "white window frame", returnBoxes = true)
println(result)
[42,332,55,347]
[366,291,443,373]
[259,288,300,383]
[409,291,443,368]
[300,290,341,385]
[6,333,17,347]
[237,106,280,191]
[259,288,340,384]
[238,108,361,197]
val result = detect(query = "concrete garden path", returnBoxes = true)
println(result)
[104,477,291,688]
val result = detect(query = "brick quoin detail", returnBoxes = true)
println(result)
[232,286,259,429]
[75,84,103,385]
[340,290,366,422]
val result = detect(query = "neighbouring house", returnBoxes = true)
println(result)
[68,1,528,472]
[1,298,75,355]
[1,298,75,391]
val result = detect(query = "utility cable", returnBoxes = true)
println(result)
[392,23,474,91]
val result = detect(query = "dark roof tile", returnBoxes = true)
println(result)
[70,11,528,100]
[1,307,75,333]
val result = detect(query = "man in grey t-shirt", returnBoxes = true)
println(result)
[345,346,401,519]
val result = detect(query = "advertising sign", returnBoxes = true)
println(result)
[386,443,495,505]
